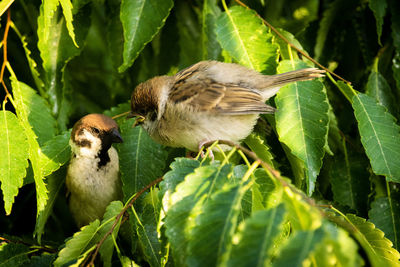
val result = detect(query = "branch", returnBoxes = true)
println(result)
[234,0,351,84]
[1,9,12,106]
[86,176,164,267]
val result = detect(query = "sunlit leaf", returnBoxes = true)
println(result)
[11,78,49,216]
[275,60,329,195]
[283,187,322,231]
[119,0,174,72]
[244,133,275,167]
[352,93,400,182]
[54,220,101,267]
[40,131,71,177]
[369,196,400,250]
[273,227,325,267]
[165,163,233,266]
[59,0,78,47]
[215,5,278,73]
[37,0,91,128]
[225,204,286,267]
[313,223,363,267]
[187,180,253,266]
[0,110,29,215]
[346,214,400,266]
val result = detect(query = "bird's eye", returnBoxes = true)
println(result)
[92,127,100,134]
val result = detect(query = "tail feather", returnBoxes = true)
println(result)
[261,68,325,89]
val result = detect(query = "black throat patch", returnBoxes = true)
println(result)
[96,131,114,169]
[97,147,110,169]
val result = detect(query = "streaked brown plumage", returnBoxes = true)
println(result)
[130,60,325,151]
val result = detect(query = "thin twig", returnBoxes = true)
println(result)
[112,111,131,120]
[86,176,164,267]
[0,236,57,253]
[1,9,12,104]
[234,0,351,84]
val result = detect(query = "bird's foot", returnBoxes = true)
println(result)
[198,140,214,161]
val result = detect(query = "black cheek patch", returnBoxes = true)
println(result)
[77,139,91,148]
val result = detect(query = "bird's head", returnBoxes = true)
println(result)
[129,76,172,128]
[70,114,123,159]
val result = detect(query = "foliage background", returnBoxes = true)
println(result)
[1,0,400,266]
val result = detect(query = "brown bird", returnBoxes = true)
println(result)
[66,114,123,227]
[130,60,325,151]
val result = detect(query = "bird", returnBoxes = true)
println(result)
[130,60,325,152]
[66,114,123,227]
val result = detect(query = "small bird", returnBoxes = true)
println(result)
[130,60,325,151]
[66,114,123,227]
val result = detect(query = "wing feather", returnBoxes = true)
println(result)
[169,76,275,115]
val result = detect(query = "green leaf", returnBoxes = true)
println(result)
[187,180,253,267]
[135,191,162,267]
[283,188,322,231]
[59,0,78,47]
[272,227,325,267]
[201,0,221,60]
[352,93,400,182]
[226,204,287,267]
[393,52,400,94]
[0,243,30,267]
[99,201,124,267]
[244,133,275,168]
[10,79,56,146]
[368,0,387,45]
[159,157,200,207]
[275,60,329,195]
[176,2,202,68]
[215,5,278,73]
[330,149,369,212]
[117,120,168,202]
[165,163,233,266]
[313,223,363,267]
[390,0,400,51]
[253,168,281,210]
[273,28,307,62]
[37,0,90,127]
[366,70,396,116]
[26,254,56,267]
[369,196,400,250]
[0,110,29,215]
[54,220,101,267]
[40,131,71,177]
[12,29,44,92]
[314,0,342,61]
[119,0,174,72]
[11,78,49,216]
[34,167,67,244]
[346,214,400,266]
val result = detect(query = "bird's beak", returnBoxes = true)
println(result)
[126,111,135,119]
[132,116,145,128]
[111,128,123,143]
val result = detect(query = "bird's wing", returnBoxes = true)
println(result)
[169,76,275,115]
